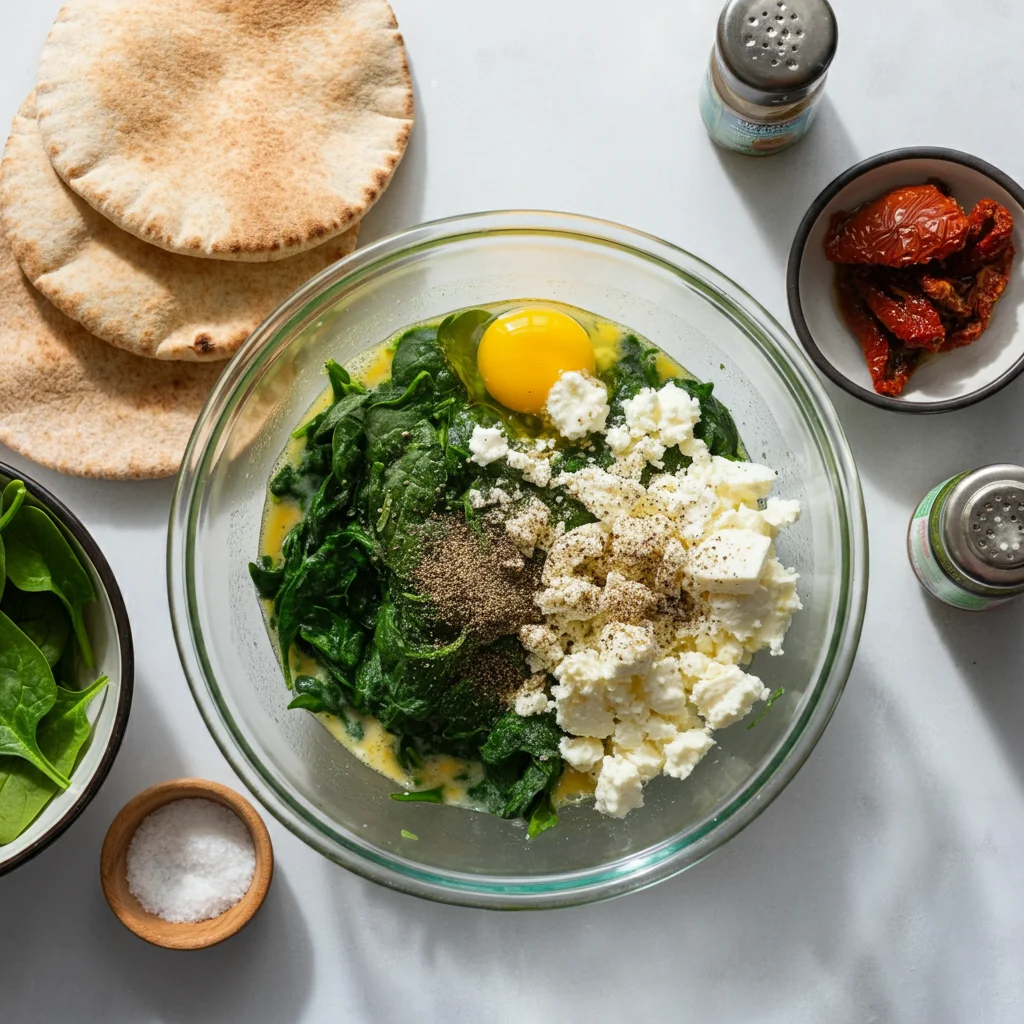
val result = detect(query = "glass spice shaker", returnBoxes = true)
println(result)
[699,0,838,156]
[908,465,1024,611]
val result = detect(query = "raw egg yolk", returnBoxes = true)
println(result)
[477,306,595,414]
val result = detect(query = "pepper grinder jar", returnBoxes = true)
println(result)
[699,0,838,156]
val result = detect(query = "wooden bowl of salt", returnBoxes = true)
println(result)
[100,778,273,950]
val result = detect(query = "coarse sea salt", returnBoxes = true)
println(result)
[126,798,256,924]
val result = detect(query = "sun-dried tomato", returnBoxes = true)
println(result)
[853,272,945,351]
[825,184,969,267]
[917,271,973,318]
[836,269,920,395]
[942,244,1016,350]
[945,199,1014,277]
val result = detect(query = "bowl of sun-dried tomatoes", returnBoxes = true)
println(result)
[788,148,1024,411]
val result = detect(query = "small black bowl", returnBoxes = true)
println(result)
[787,147,1024,413]
[0,463,133,875]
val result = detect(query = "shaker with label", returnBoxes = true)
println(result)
[699,0,838,157]
[908,465,1024,611]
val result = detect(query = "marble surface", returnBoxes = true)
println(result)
[1,1,1023,1020]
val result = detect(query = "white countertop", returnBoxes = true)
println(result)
[2,1,1023,1020]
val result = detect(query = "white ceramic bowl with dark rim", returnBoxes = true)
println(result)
[787,148,1024,412]
[0,464,133,876]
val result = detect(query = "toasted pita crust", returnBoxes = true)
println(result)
[0,229,221,479]
[1,97,358,361]
[36,0,412,262]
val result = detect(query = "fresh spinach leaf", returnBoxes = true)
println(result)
[0,676,107,845]
[4,506,96,668]
[0,480,26,531]
[0,609,70,789]
[527,793,559,839]
[1,590,71,669]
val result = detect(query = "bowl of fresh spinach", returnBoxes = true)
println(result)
[0,463,133,875]
[169,212,865,909]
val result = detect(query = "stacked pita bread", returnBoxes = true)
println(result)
[0,0,413,478]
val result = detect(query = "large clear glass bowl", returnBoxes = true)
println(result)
[168,211,867,909]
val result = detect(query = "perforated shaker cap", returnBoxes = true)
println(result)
[717,0,838,106]
[943,465,1024,588]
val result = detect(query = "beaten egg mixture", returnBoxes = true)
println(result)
[259,300,801,818]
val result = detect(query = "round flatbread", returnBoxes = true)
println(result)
[0,229,222,479]
[35,0,413,262]
[1,97,359,361]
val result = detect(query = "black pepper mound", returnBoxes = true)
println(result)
[412,515,543,644]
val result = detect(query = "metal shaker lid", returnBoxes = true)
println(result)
[943,465,1024,588]
[717,0,838,106]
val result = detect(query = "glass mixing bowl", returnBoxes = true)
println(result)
[169,211,867,909]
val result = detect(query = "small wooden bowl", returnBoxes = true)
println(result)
[100,778,274,950]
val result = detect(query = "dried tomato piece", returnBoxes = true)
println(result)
[945,199,1014,277]
[918,271,973,318]
[854,272,945,351]
[825,184,969,267]
[942,244,1016,350]
[836,269,920,395]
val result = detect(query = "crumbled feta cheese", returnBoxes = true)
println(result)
[690,662,769,729]
[541,523,608,585]
[518,624,563,671]
[643,657,690,716]
[504,497,553,556]
[515,688,552,717]
[468,425,508,466]
[662,729,715,780]
[513,365,802,816]
[554,466,645,523]
[467,486,513,510]
[687,529,773,596]
[545,371,610,440]
[559,735,605,772]
[506,447,550,488]
[597,622,657,680]
[537,576,605,620]
[594,755,644,817]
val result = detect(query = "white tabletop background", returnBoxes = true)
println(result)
[2,1,1023,1021]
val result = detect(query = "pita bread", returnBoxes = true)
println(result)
[35,0,413,262]
[1,97,358,361]
[0,229,222,479]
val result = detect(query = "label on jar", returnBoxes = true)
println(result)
[908,477,1009,611]
[698,68,815,156]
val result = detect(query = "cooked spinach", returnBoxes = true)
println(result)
[252,322,566,830]
[390,786,445,804]
[0,676,107,845]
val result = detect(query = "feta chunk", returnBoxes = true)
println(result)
[559,735,605,772]
[687,529,772,595]
[662,729,715,780]
[468,425,508,467]
[545,371,610,440]
[594,755,645,817]
[507,444,552,487]
[537,576,604,620]
[690,662,769,729]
